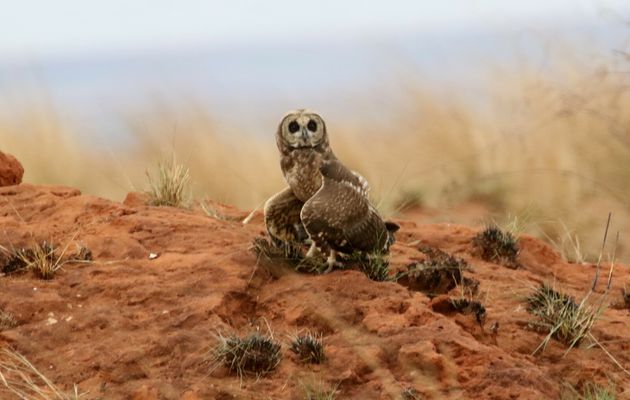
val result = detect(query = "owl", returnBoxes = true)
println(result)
[300,160,400,272]
[264,110,339,246]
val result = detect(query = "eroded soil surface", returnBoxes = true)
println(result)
[1,184,628,399]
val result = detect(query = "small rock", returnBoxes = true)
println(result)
[123,192,150,207]
[0,151,24,187]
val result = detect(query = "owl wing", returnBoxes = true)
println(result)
[302,161,385,254]
[263,186,308,244]
[319,160,370,197]
[352,170,370,197]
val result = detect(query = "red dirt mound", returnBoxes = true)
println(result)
[0,184,628,399]
[0,151,24,187]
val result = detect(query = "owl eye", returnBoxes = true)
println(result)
[288,121,300,133]
[307,119,317,132]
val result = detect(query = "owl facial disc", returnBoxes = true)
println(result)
[280,110,326,149]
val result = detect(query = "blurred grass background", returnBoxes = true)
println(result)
[0,54,628,262]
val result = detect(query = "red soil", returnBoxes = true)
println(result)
[0,183,628,399]
[0,152,23,187]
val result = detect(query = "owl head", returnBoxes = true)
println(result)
[276,109,329,153]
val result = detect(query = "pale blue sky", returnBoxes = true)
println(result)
[0,0,627,59]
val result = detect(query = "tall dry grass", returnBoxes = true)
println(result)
[0,58,628,261]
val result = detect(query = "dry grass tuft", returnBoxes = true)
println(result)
[1,238,84,280]
[401,387,422,400]
[352,251,392,282]
[398,246,477,297]
[14,242,68,280]
[0,310,17,331]
[200,200,228,221]
[526,284,603,353]
[300,380,339,400]
[472,225,520,268]
[2,60,630,262]
[210,331,282,378]
[146,156,192,208]
[562,382,616,400]
[0,348,83,399]
[289,333,325,364]
[0,249,30,275]
[251,237,330,275]
[450,298,487,325]
[392,188,424,212]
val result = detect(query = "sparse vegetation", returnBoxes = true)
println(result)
[561,382,616,400]
[200,199,228,221]
[252,237,303,262]
[300,380,338,400]
[450,298,487,325]
[289,333,325,364]
[430,295,487,325]
[0,309,17,331]
[16,242,68,280]
[526,284,603,353]
[67,244,93,263]
[0,348,83,399]
[210,331,282,378]
[355,251,392,282]
[1,242,66,280]
[251,236,318,275]
[146,156,191,208]
[472,225,520,268]
[252,237,343,275]
[398,246,478,297]
[2,57,630,262]
[0,247,30,275]
[1,240,85,279]
[393,188,424,212]
[401,387,422,400]
[539,221,589,264]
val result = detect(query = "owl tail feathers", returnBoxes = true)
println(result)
[385,221,400,233]
[384,221,401,250]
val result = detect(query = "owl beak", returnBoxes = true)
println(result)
[301,127,309,140]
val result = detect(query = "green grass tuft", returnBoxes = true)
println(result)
[351,251,392,282]
[210,331,282,378]
[472,225,520,268]
[289,333,325,364]
[562,382,616,400]
[526,284,603,353]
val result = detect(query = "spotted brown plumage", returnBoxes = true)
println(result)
[263,110,393,272]
[264,110,337,244]
[300,160,399,272]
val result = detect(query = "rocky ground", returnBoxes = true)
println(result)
[0,151,628,399]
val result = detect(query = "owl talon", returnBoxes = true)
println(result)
[305,242,318,258]
[322,250,340,274]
